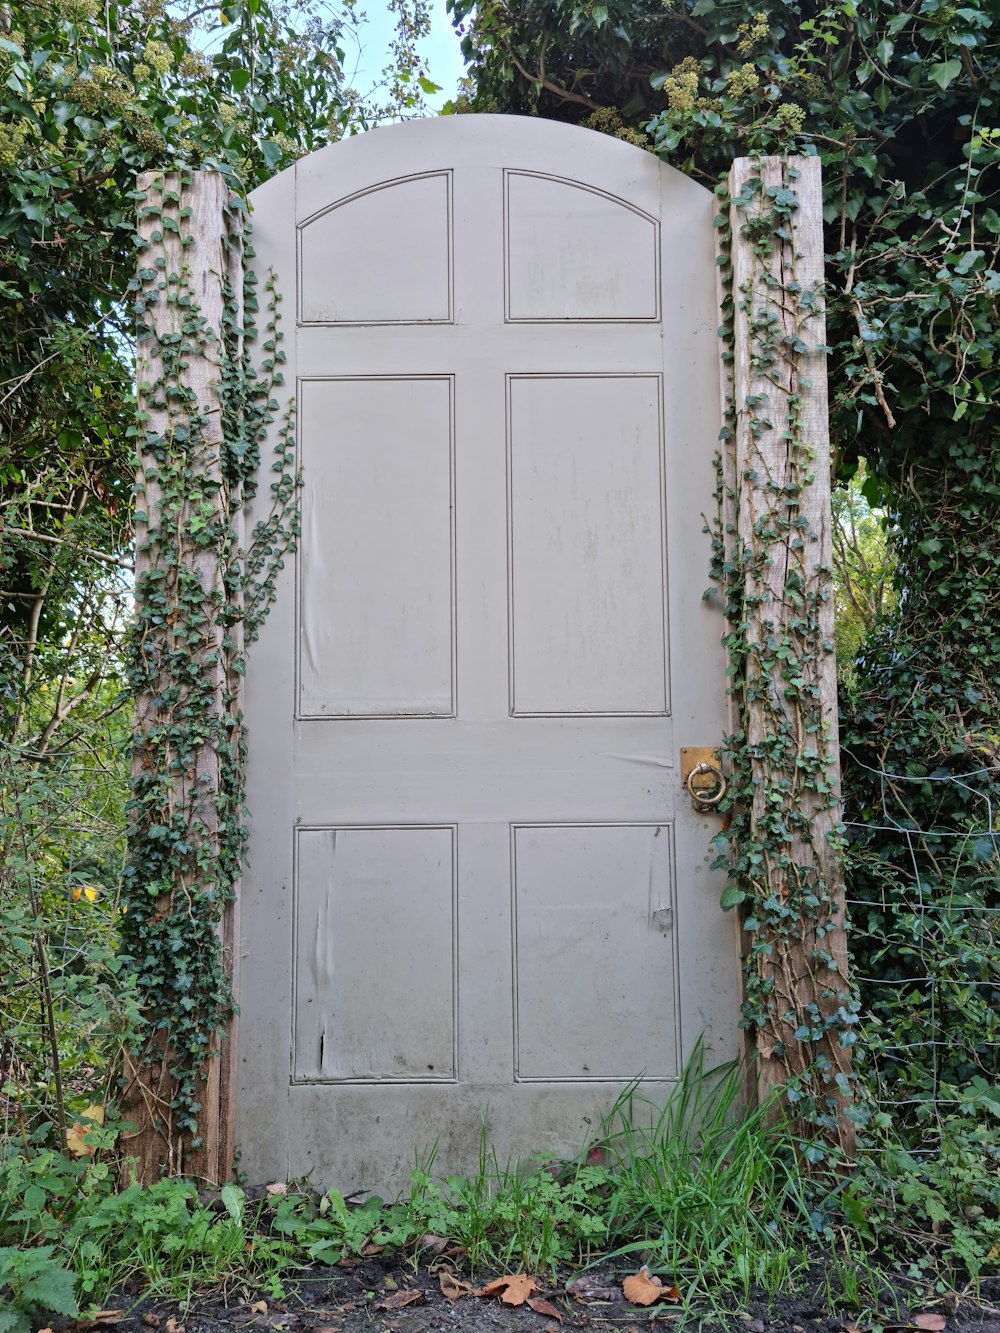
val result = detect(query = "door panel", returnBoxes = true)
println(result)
[239,115,739,1192]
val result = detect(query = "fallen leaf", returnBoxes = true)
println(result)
[912,1316,947,1332]
[439,1272,474,1302]
[266,1182,288,1196]
[502,1277,539,1308]
[477,1275,538,1307]
[415,1233,450,1254]
[142,1316,161,1329]
[251,1303,269,1315]
[164,1319,185,1333]
[527,1298,564,1323]
[622,1268,679,1307]
[92,1315,124,1326]
[66,1104,105,1158]
[361,1243,384,1257]
[566,1277,621,1304]
[375,1290,423,1312]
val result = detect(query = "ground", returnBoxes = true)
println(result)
[75,1255,1000,1333]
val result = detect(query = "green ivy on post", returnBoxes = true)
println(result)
[123,169,297,1182]
[716,155,857,1157]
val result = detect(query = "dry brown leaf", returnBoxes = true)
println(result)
[361,1243,384,1257]
[416,1233,450,1254]
[266,1182,288,1196]
[501,1276,538,1307]
[164,1319,185,1333]
[912,1316,947,1331]
[92,1314,124,1325]
[142,1316,161,1329]
[477,1275,538,1307]
[622,1268,679,1307]
[375,1289,423,1312]
[439,1272,474,1302]
[250,1302,268,1315]
[66,1104,105,1158]
[527,1298,564,1323]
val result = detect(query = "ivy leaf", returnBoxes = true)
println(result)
[928,59,963,90]
[720,884,746,910]
[258,138,283,170]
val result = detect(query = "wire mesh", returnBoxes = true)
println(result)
[844,751,1000,1147]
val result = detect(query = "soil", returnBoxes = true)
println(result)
[71,1255,1000,1333]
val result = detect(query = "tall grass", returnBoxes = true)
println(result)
[582,1041,818,1302]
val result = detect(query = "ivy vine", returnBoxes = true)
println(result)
[120,169,298,1171]
[711,157,860,1151]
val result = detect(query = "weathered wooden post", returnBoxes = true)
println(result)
[724,156,854,1153]
[126,170,241,1182]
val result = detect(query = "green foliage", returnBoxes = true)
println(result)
[0,1245,78,1333]
[847,1079,1000,1282]
[0,1144,293,1308]
[0,694,136,1146]
[272,1161,609,1274]
[831,470,896,682]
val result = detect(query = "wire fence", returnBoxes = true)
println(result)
[844,753,1000,1147]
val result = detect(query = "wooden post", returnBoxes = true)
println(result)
[126,170,239,1183]
[726,156,854,1153]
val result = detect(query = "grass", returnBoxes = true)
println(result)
[590,1041,819,1305]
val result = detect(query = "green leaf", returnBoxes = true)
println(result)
[928,59,962,90]
[259,138,283,170]
[221,1182,245,1221]
[720,884,746,911]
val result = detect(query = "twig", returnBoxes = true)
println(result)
[2,526,133,571]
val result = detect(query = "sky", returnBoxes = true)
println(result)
[344,0,469,113]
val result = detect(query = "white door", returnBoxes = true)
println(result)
[239,115,739,1192]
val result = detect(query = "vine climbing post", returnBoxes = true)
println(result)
[126,171,242,1183]
[720,156,856,1155]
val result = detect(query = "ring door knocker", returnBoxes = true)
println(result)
[680,748,728,812]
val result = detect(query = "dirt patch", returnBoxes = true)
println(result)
[73,1259,1000,1333]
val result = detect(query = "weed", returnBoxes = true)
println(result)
[0,1245,78,1333]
